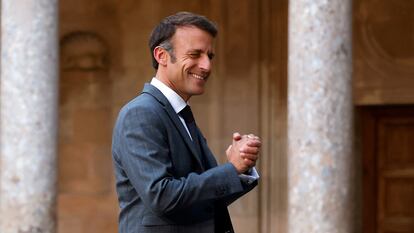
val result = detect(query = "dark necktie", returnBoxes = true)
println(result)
[179,105,205,165]
[179,105,198,143]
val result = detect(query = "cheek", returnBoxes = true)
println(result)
[184,60,197,69]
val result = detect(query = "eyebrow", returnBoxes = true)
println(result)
[188,49,203,54]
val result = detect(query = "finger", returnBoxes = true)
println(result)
[226,145,232,154]
[233,132,242,141]
[243,158,256,168]
[247,134,260,139]
[240,146,260,155]
[240,152,258,161]
[246,139,261,147]
[246,134,260,140]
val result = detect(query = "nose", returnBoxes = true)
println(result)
[198,54,211,71]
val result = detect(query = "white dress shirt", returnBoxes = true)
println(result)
[150,77,193,139]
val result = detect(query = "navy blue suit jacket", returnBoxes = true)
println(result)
[112,84,257,233]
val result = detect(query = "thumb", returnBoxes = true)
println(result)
[226,145,233,156]
[232,132,242,141]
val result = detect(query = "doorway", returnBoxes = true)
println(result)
[360,106,414,233]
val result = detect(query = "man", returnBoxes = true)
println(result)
[112,12,261,233]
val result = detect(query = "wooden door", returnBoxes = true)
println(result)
[361,106,414,233]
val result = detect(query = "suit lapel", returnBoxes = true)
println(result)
[164,105,205,167]
[196,130,218,169]
[142,84,204,168]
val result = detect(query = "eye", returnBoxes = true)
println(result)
[188,52,200,58]
[208,53,215,60]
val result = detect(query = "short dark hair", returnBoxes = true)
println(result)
[148,12,218,69]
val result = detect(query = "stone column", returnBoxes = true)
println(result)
[0,0,59,232]
[288,0,354,233]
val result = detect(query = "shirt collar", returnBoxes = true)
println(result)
[150,77,187,114]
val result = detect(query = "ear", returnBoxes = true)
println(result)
[153,46,168,67]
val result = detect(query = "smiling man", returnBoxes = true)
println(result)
[112,12,261,233]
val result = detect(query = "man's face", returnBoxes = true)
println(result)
[164,26,215,101]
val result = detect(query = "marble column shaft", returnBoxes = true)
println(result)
[0,0,59,232]
[288,0,354,232]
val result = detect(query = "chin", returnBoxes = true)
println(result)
[192,90,205,96]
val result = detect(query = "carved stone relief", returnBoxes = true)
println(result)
[59,30,112,195]
[354,0,414,105]
[357,0,414,75]
[60,31,110,71]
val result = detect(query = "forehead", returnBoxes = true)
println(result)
[171,26,214,51]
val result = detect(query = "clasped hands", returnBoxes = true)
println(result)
[226,132,261,174]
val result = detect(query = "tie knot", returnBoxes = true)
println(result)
[179,105,195,123]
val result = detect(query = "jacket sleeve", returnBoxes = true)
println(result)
[113,104,249,216]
